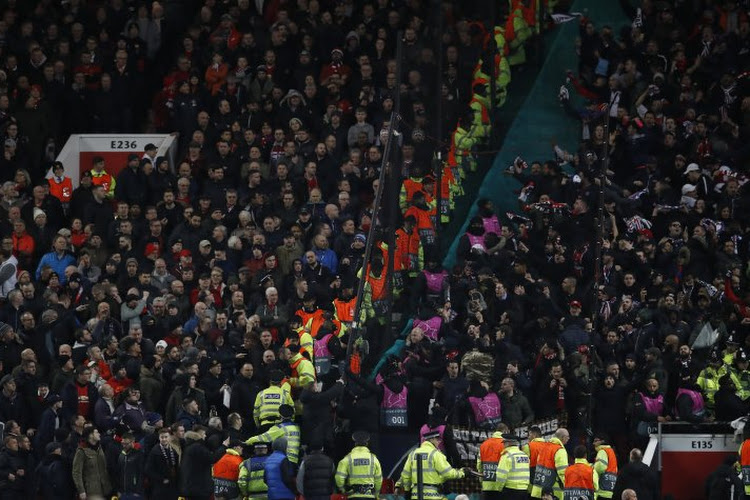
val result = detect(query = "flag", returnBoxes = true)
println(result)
[632,8,643,29]
[551,12,583,24]
[625,216,652,233]
[628,187,649,200]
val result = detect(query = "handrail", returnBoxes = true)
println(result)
[347,33,404,361]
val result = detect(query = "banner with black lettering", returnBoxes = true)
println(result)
[451,414,566,462]
[444,413,567,493]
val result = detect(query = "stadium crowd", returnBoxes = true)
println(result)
[0,0,749,499]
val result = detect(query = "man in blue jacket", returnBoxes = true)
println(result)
[264,437,297,500]
[35,235,76,284]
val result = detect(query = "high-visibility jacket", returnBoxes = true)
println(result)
[404,205,435,246]
[530,437,567,499]
[253,385,294,427]
[212,449,243,499]
[496,445,530,492]
[335,445,383,498]
[495,54,512,89]
[296,307,325,339]
[470,95,490,126]
[454,125,479,153]
[238,454,269,499]
[366,269,387,302]
[400,177,424,212]
[492,26,510,55]
[593,445,617,498]
[524,437,547,494]
[246,421,301,464]
[517,0,539,34]
[728,366,750,400]
[723,349,736,366]
[740,439,750,495]
[289,353,316,389]
[48,176,73,203]
[563,459,598,500]
[284,326,313,358]
[333,297,356,332]
[90,168,115,197]
[697,365,722,408]
[506,3,532,66]
[397,440,464,499]
[394,227,423,275]
[524,437,547,469]
[477,432,505,491]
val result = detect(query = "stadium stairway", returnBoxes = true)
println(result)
[443,0,632,268]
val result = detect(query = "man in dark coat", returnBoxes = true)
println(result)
[715,374,750,421]
[296,438,335,500]
[0,434,28,499]
[33,442,74,500]
[145,428,180,500]
[299,378,344,451]
[179,428,228,499]
[229,362,261,433]
[612,448,660,500]
[115,154,148,206]
[114,432,146,499]
[0,374,28,429]
[33,393,63,454]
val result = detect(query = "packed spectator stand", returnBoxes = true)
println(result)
[1,0,750,499]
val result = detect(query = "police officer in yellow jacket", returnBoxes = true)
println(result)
[495,434,530,499]
[246,404,301,465]
[238,442,271,500]
[254,371,295,430]
[335,431,383,499]
[398,429,469,499]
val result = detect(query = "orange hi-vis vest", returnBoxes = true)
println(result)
[528,439,546,469]
[334,297,356,325]
[214,451,243,481]
[48,177,73,203]
[442,166,456,192]
[367,269,387,302]
[533,441,563,492]
[296,307,325,338]
[518,0,537,30]
[505,7,519,42]
[740,439,750,494]
[363,241,389,304]
[404,205,434,233]
[564,462,595,500]
[598,445,618,494]
[403,177,424,205]
[478,434,505,486]
[213,449,243,498]
[91,170,113,193]
[394,227,420,272]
